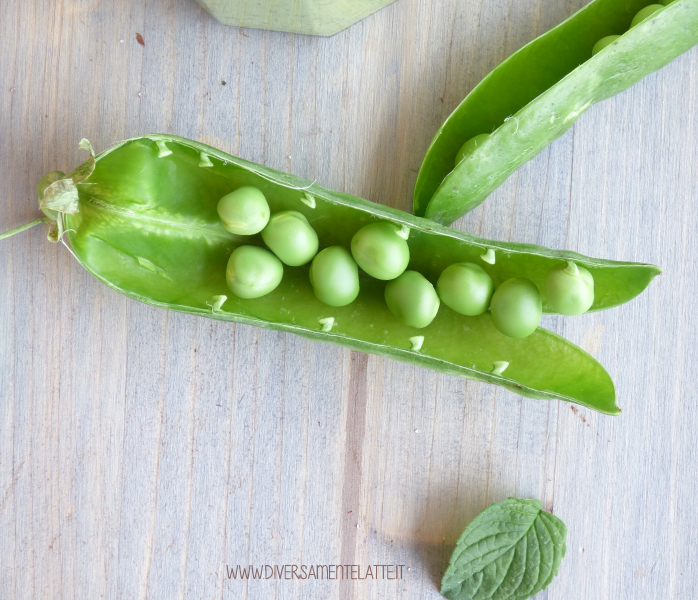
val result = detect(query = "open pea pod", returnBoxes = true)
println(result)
[4,135,660,414]
[414,0,698,224]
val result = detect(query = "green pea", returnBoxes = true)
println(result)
[631,4,664,27]
[592,35,621,56]
[350,222,410,280]
[436,262,494,316]
[217,186,270,235]
[384,270,440,329]
[490,278,542,339]
[226,245,283,299]
[261,210,319,266]
[309,246,360,307]
[455,134,491,166]
[545,261,594,316]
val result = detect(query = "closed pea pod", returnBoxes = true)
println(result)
[436,262,494,316]
[261,210,319,266]
[309,246,360,307]
[490,279,543,339]
[384,271,440,329]
[414,0,698,224]
[3,135,662,414]
[593,4,669,57]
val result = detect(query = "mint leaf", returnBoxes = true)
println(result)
[441,498,567,600]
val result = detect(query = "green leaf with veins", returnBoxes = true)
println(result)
[39,178,80,213]
[441,498,567,600]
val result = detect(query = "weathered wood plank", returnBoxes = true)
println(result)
[0,0,696,598]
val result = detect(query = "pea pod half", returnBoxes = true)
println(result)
[414,0,698,224]
[4,135,661,414]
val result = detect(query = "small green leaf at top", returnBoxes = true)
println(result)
[70,138,96,183]
[78,138,95,156]
[441,498,567,600]
[39,178,80,214]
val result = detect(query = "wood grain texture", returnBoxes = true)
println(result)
[0,0,696,598]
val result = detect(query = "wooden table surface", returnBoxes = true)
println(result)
[1,0,696,598]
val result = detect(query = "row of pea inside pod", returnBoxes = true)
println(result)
[451,0,676,170]
[216,186,595,339]
[593,0,676,55]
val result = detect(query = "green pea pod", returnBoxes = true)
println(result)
[414,0,698,224]
[3,135,661,414]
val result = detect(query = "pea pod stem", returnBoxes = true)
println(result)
[0,217,53,241]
